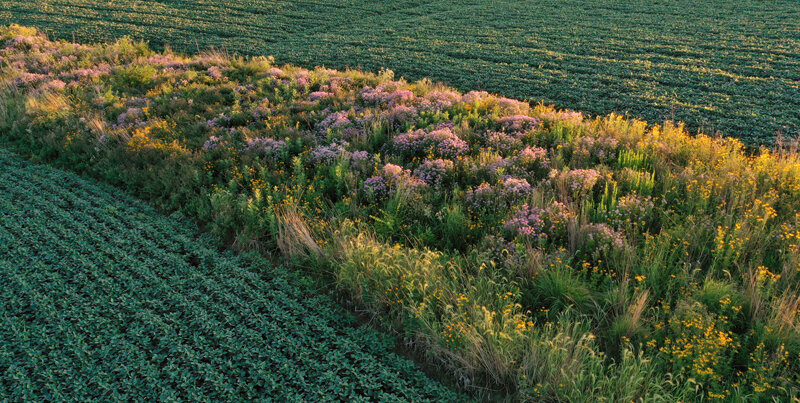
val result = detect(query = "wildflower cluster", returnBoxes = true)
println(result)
[607,194,655,230]
[504,202,572,242]
[243,137,286,158]
[465,177,533,214]
[392,127,469,159]
[582,223,627,259]
[311,142,347,164]
[414,158,454,187]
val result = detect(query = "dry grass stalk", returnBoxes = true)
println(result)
[275,206,323,259]
[768,290,800,338]
[628,290,649,330]
[744,265,766,323]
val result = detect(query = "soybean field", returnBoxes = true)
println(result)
[0,150,460,401]
[1,0,798,145]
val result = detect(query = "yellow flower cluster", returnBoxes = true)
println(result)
[441,321,467,344]
[125,120,187,153]
[659,307,736,385]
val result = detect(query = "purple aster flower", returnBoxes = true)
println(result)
[496,115,540,133]
[504,202,574,242]
[392,127,468,158]
[316,110,352,133]
[311,142,348,164]
[363,176,389,200]
[243,137,286,158]
[422,90,461,111]
[414,159,454,187]
[207,66,223,80]
[203,135,223,150]
[309,91,334,101]
[565,169,602,195]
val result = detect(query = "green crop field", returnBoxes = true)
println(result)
[0,150,460,401]
[1,0,798,145]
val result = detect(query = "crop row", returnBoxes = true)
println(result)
[0,151,460,401]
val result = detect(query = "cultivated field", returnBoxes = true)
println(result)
[0,150,460,401]
[6,26,800,402]
[1,0,798,145]
[3,25,800,400]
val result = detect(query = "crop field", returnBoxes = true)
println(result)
[0,0,798,145]
[3,24,800,401]
[0,150,460,401]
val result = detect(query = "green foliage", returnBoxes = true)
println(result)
[523,264,595,317]
[617,149,652,172]
[111,64,158,92]
[438,203,472,251]
[0,151,461,401]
